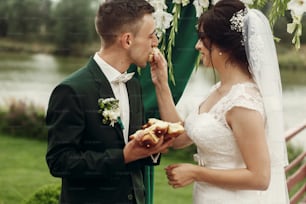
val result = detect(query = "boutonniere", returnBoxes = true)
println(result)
[98,98,123,128]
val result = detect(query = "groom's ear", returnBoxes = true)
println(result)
[120,33,133,49]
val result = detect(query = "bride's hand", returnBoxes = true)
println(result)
[165,163,195,188]
[149,48,168,86]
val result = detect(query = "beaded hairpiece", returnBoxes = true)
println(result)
[230,8,248,33]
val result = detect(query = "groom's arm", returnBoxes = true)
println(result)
[46,84,127,179]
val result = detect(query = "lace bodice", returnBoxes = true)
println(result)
[185,82,264,169]
[185,82,289,203]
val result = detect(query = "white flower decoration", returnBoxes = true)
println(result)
[193,0,210,17]
[287,0,305,48]
[98,98,121,127]
[212,0,254,5]
[147,0,173,38]
[153,9,174,38]
[287,0,306,17]
[240,0,254,5]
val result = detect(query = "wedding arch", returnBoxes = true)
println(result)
[129,1,306,204]
[146,0,305,84]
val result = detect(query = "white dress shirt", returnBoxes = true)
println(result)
[93,53,160,163]
[94,53,130,143]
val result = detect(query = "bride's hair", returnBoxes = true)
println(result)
[198,0,248,68]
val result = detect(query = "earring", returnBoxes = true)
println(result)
[218,52,222,56]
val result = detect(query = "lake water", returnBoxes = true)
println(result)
[0,53,305,149]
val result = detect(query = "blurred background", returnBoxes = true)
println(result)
[0,0,305,203]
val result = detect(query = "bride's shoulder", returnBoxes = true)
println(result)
[231,82,261,99]
[226,82,264,111]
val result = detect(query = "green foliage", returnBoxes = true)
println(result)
[287,142,304,164]
[252,0,268,9]
[0,0,99,54]
[52,0,97,55]
[167,144,197,161]
[278,49,306,70]
[23,184,60,204]
[0,134,60,204]
[0,99,47,140]
[154,155,193,204]
[0,0,305,56]
[286,142,304,180]
[277,44,306,75]
[269,0,291,27]
[286,142,305,199]
[0,0,53,40]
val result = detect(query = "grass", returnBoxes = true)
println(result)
[0,134,192,204]
[0,134,60,204]
[1,133,304,204]
[153,151,193,204]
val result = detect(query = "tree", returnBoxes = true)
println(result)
[0,0,52,40]
[0,1,9,37]
[52,0,97,55]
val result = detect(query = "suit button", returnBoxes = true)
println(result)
[127,194,134,200]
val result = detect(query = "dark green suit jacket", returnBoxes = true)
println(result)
[46,57,158,204]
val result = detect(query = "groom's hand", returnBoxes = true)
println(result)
[123,135,174,163]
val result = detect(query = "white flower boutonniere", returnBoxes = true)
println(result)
[98,98,123,128]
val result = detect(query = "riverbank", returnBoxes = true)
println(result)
[1,38,306,69]
[0,38,99,57]
[0,38,55,54]
[1,40,305,149]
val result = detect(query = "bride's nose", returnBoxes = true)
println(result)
[195,39,202,51]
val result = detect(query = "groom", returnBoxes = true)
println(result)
[45,1,173,203]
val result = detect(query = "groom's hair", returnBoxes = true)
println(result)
[95,0,155,47]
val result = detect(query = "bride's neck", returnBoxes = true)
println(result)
[218,64,252,88]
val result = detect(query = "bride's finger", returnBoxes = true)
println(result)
[168,181,180,189]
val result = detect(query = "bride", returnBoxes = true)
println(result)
[150,0,289,203]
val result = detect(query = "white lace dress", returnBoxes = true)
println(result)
[184,82,289,204]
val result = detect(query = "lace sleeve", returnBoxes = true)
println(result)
[216,83,265,129]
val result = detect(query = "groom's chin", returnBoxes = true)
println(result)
[136,63,148,69]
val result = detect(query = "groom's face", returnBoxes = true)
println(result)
[127,14,158,68]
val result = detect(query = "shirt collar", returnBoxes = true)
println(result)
[93,52,123,83]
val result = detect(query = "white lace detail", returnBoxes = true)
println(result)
[185,82,289,203]
[213,82,264,129]
[248,33,264,73]
[186,82,264,169]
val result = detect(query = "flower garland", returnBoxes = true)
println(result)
[99,0,305,81]
[287,0,306,49]
[145,0,305,83]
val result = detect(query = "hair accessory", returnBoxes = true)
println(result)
[230,8,248,33]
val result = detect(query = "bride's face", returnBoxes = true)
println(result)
[195,37,213,67]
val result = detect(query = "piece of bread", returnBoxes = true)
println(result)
[148,47,159,63]
[130,118,184,147]
[141,132,160,148]
[165,122,185,139]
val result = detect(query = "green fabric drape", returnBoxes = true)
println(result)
[129,3,199,204]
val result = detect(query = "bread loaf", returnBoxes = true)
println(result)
[130,118,184,148]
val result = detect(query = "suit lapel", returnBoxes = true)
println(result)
[87,58,114,98]
[126,80,138,136]
[87,58,125,141]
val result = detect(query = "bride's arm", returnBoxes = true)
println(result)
[149,50,193,149]
[166,107,270,190]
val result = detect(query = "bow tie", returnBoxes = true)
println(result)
[112,72,135,83]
